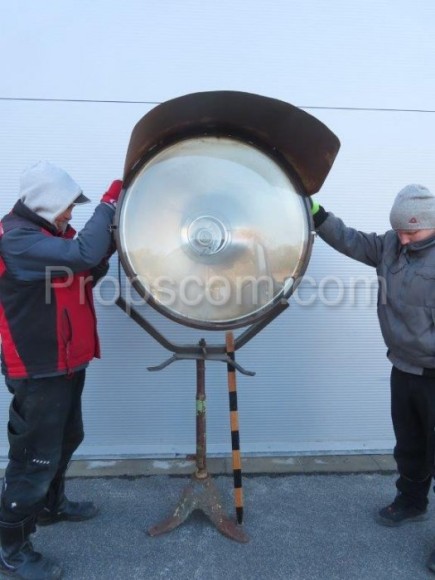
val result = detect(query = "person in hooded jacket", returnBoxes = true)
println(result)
[311,184,435,574]
[0,161,123,580]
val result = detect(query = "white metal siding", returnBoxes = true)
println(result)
[0,0,434,458]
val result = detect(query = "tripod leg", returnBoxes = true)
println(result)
[148,483,197,536]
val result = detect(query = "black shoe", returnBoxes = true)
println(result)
[376,499,428,527]
[37,500,98,527]
[427,548,435,574]
[0,542,62,579]
[0,517,62,579]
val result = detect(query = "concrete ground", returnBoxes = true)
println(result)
[2,454,435,579]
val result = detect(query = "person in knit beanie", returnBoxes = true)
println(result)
[389,184,435,242]
[0,161,123,580]
[310,184,435,575]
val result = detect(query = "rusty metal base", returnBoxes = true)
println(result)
[148,475,249,543]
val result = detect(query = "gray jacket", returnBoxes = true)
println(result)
[317,212,435,375]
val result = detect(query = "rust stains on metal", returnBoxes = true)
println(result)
[123,90,340,196]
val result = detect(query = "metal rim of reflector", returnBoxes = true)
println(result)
[116,135,314,330]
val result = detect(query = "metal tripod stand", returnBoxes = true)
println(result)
[116,295,288,543]
[148,340,249,543]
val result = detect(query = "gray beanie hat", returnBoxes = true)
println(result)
[20,160,90,225]
[389,184,435,231]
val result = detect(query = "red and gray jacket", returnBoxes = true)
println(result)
[0,200,115,378]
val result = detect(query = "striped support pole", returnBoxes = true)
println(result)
[226,331,244,525]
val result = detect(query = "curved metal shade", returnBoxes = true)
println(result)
[117,136,313,329]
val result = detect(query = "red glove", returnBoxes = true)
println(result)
[101,180,123,207]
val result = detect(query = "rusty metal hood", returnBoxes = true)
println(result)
[123,90,340,195]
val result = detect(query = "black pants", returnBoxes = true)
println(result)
[0,370,85,522]
[391,366,435,509]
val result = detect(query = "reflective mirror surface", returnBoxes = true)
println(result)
[118,136,312,329]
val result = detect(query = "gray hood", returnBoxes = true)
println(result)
[20,160,90,225]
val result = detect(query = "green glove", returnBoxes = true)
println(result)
[308,197,329,228]
[310,198,320,215]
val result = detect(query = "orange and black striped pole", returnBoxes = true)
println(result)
[225,331,244,525]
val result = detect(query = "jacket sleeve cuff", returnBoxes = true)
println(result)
[313,205,329,228]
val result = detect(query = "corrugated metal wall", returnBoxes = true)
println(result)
[0,0,434,458]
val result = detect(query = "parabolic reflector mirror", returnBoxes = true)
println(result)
[115,91,340,331]
[118,135,311,329]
